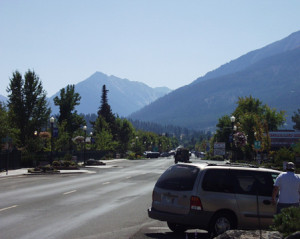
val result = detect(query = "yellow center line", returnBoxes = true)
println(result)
[63,190,77,195]
[0,205,18,212]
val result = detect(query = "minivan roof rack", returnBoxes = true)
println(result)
[206,162,259,168]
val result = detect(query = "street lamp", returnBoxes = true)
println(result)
[230,115,236,128]
[50,117,55,163]
[230,116,236,161]
[90,132,93,150]
[83,125,87,165]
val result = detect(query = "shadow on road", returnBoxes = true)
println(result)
[145,232,209,239]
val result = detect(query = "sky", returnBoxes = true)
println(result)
[1,0,300,97]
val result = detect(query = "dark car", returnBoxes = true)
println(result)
[144,151,160,158]
[174,148,190,163]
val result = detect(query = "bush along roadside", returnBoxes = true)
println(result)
[270,207,300,238]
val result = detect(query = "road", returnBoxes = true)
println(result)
[0,157,210,239]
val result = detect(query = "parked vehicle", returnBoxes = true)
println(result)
[148,163,280,237]
[174,147,190,163]
[143,151,160,158]
[160,152,170,157]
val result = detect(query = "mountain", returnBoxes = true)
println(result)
[0,95,7,104]
[193,31,300,84]
[129,31,300,131]
[49,72,172,116]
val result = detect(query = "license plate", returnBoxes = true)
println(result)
[162,195,177,204]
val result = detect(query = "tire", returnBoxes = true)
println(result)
[167,222,187,233]
[209,212,235,237]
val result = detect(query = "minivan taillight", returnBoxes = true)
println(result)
[190,196,203,211]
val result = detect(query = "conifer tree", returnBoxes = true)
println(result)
[97,85,117,139]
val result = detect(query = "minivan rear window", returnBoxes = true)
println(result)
[155,165,199,191]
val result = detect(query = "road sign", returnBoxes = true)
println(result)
[214,149,225,156]
[214,142,225,156]
[254,140,261,150]
[214,142,225,149]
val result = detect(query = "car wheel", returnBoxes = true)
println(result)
[209,212,235,237]
[167,222,187,233]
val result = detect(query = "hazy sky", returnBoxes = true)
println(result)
[1,0,300,97]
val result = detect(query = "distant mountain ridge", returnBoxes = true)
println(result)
[0,95,7,104]
[129,30,300,130]
[49,72,172,116]
[193,31,300,84]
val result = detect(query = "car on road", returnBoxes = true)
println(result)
[148,162,280,237]
[144,151,160,158]
[174,148,190,164]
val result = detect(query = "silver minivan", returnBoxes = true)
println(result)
[148,163,280,237]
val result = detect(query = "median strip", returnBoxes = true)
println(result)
[0,205,18,212]
[63,190,77,195]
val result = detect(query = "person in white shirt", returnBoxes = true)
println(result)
[272,162,300,214]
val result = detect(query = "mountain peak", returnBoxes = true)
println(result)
[49,72,172,116]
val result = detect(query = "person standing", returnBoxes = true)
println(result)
[272,162,300,214]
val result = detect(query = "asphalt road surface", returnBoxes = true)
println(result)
[0,157,210,239]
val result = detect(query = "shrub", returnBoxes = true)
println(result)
[271,207,300,237]
[274,147,294,168]
[210,155,224,161]
[52,161,60,167]
[63,160,71,167]
[127,152,136,159]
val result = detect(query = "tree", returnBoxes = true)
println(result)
[53,84,85,136]
[6,70,50,149]
[116,118,135,153]
[233,96,285,155]
[98,85,115,123]
[215,115,233,151]
[292,109,300,130]
[0,103,14,149]
[97,85,118,140]
[214,96,286,160]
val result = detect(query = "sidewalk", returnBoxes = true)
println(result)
[0,168,93,177]
[0,158,127,177]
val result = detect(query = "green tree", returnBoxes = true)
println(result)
[215,115,233,151]
[97,85,118,139]
[233,96,285,157]
[0,103,15,148]
[274,147,295,168]
[53,84,85,136]
[54,120,71,152]
[98,85,115,124]
[116,118,135,153]
[292,109,300,130]
[214,96,285,160]
[6,70,50,149]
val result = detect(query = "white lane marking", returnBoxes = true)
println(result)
[102,182,110,185]
[63,190,77,195]
[126,176,131,179]
[0,205,19,212]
